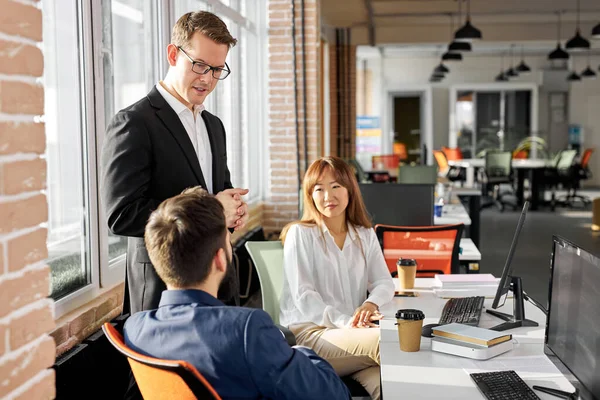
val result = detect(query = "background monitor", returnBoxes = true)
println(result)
[545,236,600,400]
[359,183,434,226]
[486,201,538,331]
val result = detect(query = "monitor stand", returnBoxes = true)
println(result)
[486,276,539,331]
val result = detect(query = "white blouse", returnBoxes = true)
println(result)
[279,223,395,329]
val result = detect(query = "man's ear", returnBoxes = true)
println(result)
[166,44,179,67]
[214,247,227,273]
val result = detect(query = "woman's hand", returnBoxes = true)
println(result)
[349,302,383,328]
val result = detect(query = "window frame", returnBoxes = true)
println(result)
[53,0,267,318]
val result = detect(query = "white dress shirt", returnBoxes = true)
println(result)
[156,82,213,193]
[279,223,395,329]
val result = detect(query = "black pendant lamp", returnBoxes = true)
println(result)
[566,0,590,51]
[592,22,600,39]
[548,12,570,60]
[516,45,531,73]
[434,63,450,74]
[506,45,519,78]
[495,54,508,82]
[447,5,471,53]
[442,51,463,62]
[567,71,581,81]
[581,50,597,79]
[454,0,482,42]
[449,41,472,52]
[567,58,581,81]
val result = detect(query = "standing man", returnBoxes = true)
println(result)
[101,11,248,315]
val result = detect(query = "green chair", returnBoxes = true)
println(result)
[245,241,371,398]
[397,165,438,184]
[244,241,285,325]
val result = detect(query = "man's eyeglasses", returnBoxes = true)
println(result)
[177,46,231,80]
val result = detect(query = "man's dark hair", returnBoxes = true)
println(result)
[144,187,227,287]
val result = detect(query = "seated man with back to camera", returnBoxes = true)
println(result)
[123,187,350,400]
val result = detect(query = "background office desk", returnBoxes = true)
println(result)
[448,159,551,210]
[434,203,471,226]
[378,279,576,399]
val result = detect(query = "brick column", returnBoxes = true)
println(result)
[0,1,56,399]
[265,0,320,234]
[329,38,356,159]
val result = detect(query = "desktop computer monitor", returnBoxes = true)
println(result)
[486,201,539,331]
[544,236,600,400]
[358,183,434,226]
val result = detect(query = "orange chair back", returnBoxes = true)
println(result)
[433,150,449,171]
[102,323,222,400]
[512,150,528,159]
[375,224,464,277]
[441,147,463,161]
[581,148,594,168]
[372,155,400,177]
[393,142,408,160]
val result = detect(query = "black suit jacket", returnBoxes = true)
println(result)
[101,87,234,314]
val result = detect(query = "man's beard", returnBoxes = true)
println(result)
[217,256,238,305]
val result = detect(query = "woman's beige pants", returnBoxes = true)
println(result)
[290,323,381,400]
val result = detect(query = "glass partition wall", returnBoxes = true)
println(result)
[451,85,536,158]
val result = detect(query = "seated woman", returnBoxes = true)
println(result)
[279,156,395,400]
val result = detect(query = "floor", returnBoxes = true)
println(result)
[478,190,600,308]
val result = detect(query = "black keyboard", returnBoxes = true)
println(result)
[439,296,484,326]
[470,371,541,400]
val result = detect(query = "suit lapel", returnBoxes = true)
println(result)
[201,111,221,189]
[147,87,207,189]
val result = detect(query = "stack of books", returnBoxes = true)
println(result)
[431,323,513,360]
[432,273,500,298]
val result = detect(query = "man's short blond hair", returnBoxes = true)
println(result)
[172,11,237,49]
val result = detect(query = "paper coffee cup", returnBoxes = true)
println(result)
[395,309,425,352]
[397,258,417,290]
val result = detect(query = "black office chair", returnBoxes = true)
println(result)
[557,148,594,207]
[543,150,577,210]
[481,151,517,212]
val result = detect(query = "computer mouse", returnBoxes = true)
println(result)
[421,323,441,338]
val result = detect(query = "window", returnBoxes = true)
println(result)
[174,0,266,202]
[451,85,537,158]
[43,0,160,315]
[100,0,159,282]
[43,0,92,300]
[43,0,267,317]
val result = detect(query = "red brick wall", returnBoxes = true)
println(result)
[329,40,357,159]
[0,1,56,399]
[265,0,320,234]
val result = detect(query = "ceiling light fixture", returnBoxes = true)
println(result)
[566,0,590,51]
[454,0,482,42]
[548,11,570,60]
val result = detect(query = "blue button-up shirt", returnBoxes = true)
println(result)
[124,289,350,400]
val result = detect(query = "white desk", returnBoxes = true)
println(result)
[378,278,576,399]
[434,203,471,226]
[448,158,551,188]
[459,238,481,262]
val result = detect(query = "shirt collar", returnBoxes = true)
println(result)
[158,289,224,308]
[319,222,357,241]
[156,81,205,117]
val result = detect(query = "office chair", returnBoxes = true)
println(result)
[374,224,464,277]
[244,241,371,399]
[481,151,516,212]
[544,150,577,210]
[558,148,594,207]
[433,150,465,183]
[441,146,464,161]
[397,165,438,185]
[102,323,221,400]
[372,154,400,180]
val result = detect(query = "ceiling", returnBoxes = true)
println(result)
[320,0,600,48]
